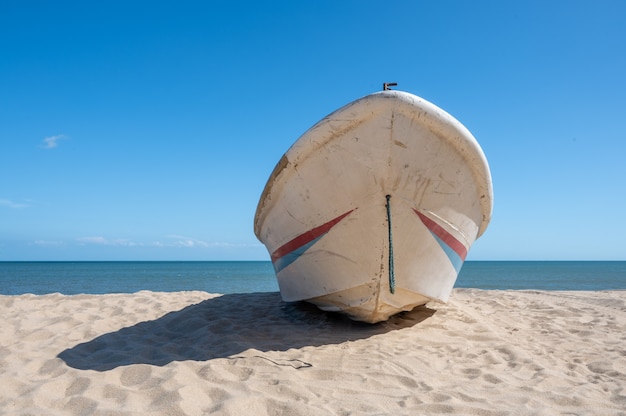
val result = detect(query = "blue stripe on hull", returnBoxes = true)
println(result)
[272,236,323,273]
[429,232,464,274]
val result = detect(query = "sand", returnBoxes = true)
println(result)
[0,289,625,415]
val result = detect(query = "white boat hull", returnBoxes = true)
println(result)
[254,90,493,323]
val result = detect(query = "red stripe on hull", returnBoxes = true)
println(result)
[414,210,468,261]
[271,210,355,263]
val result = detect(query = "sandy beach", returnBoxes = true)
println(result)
[1,289,625,415]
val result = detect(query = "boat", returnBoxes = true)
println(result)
[254,87,493,323]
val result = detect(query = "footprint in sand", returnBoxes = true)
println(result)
[120,365,152,386]
[65,377,91,396]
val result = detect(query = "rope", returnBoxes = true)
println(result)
[385,195,395,294]
[230,355,312,369]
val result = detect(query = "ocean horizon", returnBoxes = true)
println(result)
[1,260,625,296]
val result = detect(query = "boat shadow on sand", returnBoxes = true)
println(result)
[58,292,435,371]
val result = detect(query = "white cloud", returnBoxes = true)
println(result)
[73,235,261,250]
[167,235,210,248]
[77,236,108,245]
[161,236,262,249]
[41,134,67,149]
[76,236,140,246]
[0,198,29,209]
[34,240,64,247]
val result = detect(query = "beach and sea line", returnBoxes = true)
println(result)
[1,261,625,414]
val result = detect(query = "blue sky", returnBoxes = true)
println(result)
[1,1,625,261]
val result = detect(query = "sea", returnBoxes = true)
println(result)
[0,261,625,296]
